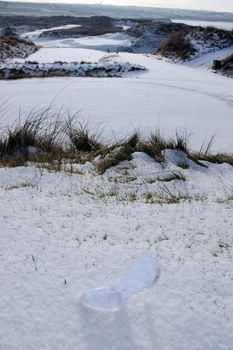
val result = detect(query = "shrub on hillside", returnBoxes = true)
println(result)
[0,33,38,61]
[0,113,63,165]
[156,31,196,60]
[67,121,103,152]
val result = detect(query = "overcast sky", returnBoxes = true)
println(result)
[6,0,233,12]
[9,0,233,12]
[113,0,233,12]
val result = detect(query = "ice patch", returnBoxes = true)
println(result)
[132,151,155,163]
[81,252,161,311]
[164,149,204,170]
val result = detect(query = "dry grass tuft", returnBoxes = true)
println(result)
[96,133,139,174]
[156,31,196,60]
[138,130,190,163]
[0,110,232,171]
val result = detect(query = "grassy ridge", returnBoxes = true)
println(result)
[0,111,232,171]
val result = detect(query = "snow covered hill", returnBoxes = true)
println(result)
[0,19,233,350]
[1,48,233,152]
[0,32,38,62]
[156,26,233,62]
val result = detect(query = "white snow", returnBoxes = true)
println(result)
[1,50,233,152]
[185,45,233,68]
[21,24,82,41]
[23,29,133,52]
[1,22,233,350]
[23,47,109,63]
[37,33,133,52]
[0,155,233,349]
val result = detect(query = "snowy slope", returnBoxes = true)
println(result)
[1,25,233,350]
[185,45,233,68]
[0,155,233,350]
[1,50,233,152]
[21,24,82,41]
[37,32,133,52]
[22,26,133,52]
[0,35,38,61]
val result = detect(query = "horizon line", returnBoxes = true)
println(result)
[2,0,233,15]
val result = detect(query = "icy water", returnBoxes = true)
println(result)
[172,19,233,30]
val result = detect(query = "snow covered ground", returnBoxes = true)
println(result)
[1,152,233,349]
[22,24,82,41]
[22,26,133,52]
[37,33,133,52]
[1,26,233,350]
[1,47,233,152]
[185,45,233,68]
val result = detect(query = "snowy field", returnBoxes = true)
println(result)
[2,47,233,152]
[22,24,82,41]
[1,153,233,350]
[38,33,133,51]
[1,24,233,350]
[185,46,233,68]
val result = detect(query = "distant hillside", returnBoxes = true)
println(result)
[1,1,233,21]
[0,31,38,61]
[156,26,233,61]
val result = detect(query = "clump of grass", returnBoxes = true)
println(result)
[138,132,167,163]
[217,193,233,204]
[0,109,232,173]
[174,132,190,152]
[143,184,190,204]
[68,121,103,152]
[143,192,189,204]
[218,240,231,251]
[95,187,119,199]
[63,118,110,164]
[189,136,233,167]
[4,181,38,191]
[96,133,139,174]
[0,112,64,166]
[120,192,137,202]
[0,119,39,156]
[193,193,208,202]
[195,153,233,166]
[127,192,137,201]
[156,171,186,182]
[156,31,196,60]
[138,130,189,163]
[108,175,137,183]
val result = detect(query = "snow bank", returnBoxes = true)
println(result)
[0,60,146,79]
